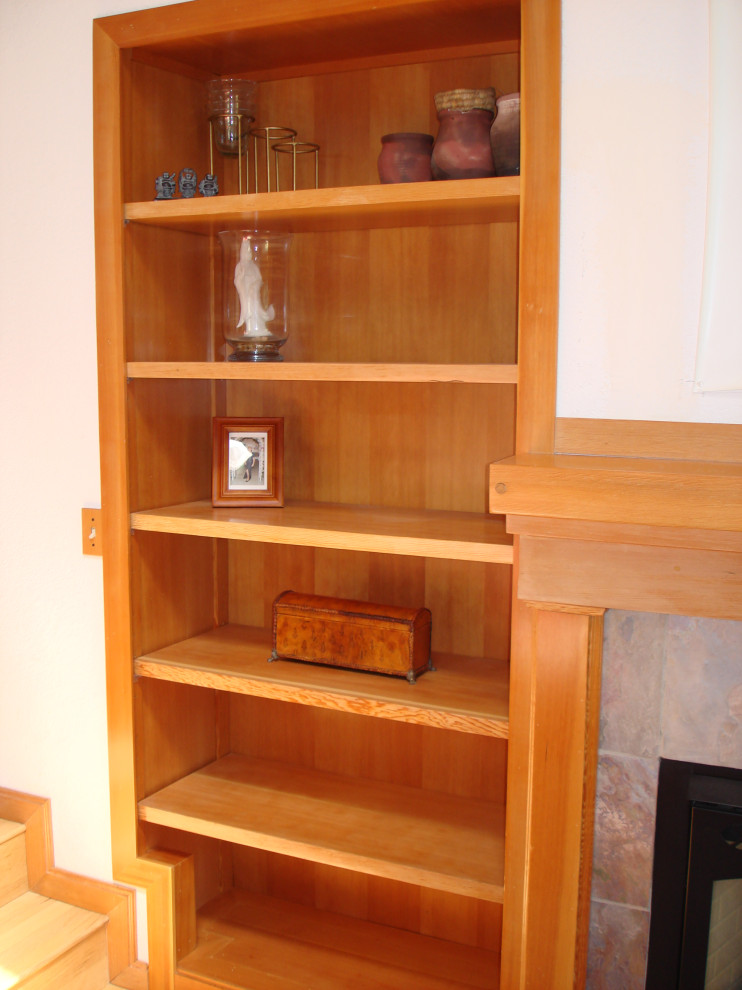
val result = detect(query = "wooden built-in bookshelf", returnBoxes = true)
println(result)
[93,0,561,986]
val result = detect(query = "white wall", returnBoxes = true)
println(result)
[0,0,180,962]
[559,0,742,424]
[0,0,738,967]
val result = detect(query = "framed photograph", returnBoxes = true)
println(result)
[212,417,284,507]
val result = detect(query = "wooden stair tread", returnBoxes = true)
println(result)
[178,888,499,989]
[0,821,25,844]
[110,960,149,990]
[0,822,28,909]
[0,891,107,987]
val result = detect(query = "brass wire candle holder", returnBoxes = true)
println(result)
[273,138,320,191]
[250,126,297,193]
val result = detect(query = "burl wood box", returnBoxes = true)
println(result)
[270,590,433,683]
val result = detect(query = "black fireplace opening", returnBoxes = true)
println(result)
[646,758,742,990]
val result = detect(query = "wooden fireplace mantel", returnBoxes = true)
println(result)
[491,452,742,532]
[493,448,742,989]
[491,452,742,620]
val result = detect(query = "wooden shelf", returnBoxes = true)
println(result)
[100,0,519,80]
[126,361,519,384]
[130,500,514,564]
[134,624,510,738]
[178,889,500,989]
[124,178,520,234]
[138,753,505,902]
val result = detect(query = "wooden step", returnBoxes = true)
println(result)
[110,960,148,989]
[106,962,149,990]
[0,890,109,990]
[0,821,28,908]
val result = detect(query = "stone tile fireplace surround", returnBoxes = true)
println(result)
[587,611,742,989]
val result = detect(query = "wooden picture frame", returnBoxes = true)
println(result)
[212,417,284,507]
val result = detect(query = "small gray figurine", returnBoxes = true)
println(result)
[178,167,198,198]
[154,171,176,200]
[198,173,219,197]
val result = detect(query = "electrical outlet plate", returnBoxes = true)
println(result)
[82,507,103,556]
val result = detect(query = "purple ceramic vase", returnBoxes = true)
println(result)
[490,92,520,176]
[377,132,434,183]
[431,88,496,180]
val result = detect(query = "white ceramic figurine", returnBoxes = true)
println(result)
[234,237,274,336]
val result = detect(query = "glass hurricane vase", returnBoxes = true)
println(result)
[207,77,256,157]
[219,230,293,362]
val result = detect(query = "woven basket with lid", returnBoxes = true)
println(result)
[434,87,496,114]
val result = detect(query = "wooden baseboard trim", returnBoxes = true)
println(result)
[0,787,53,886]
[555,418,742,463]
